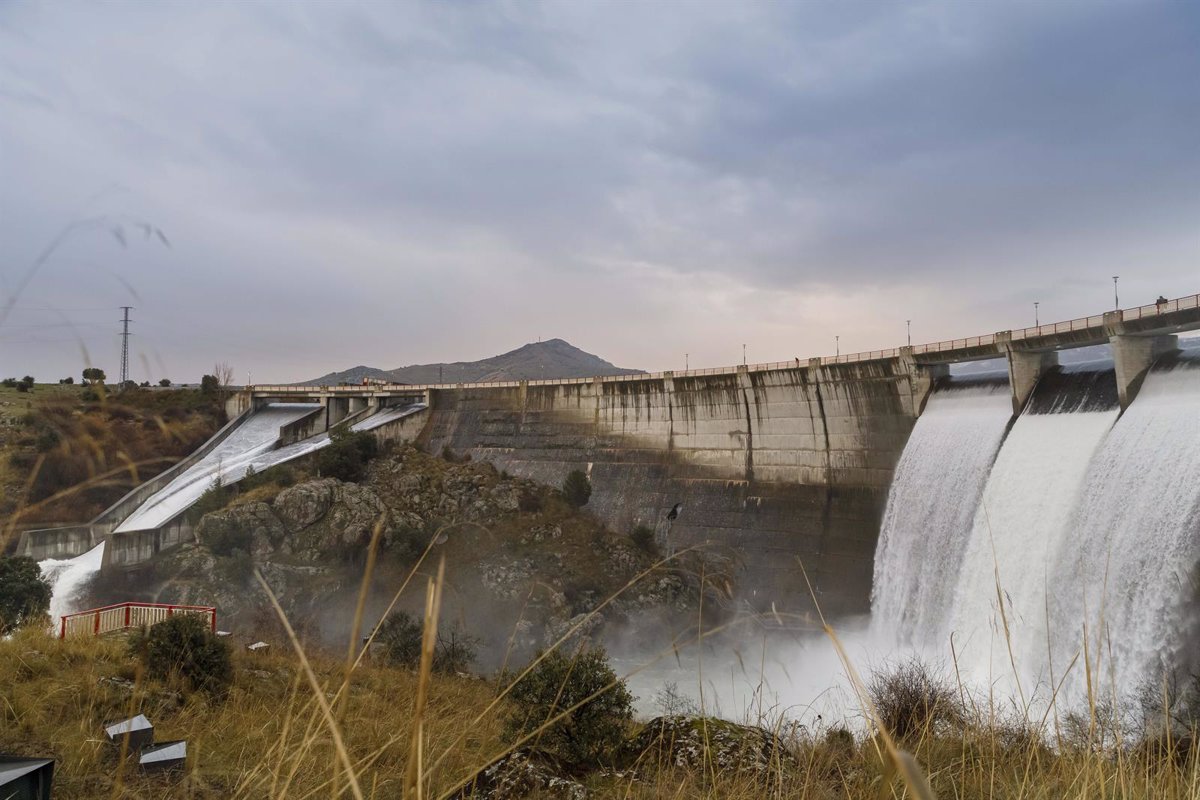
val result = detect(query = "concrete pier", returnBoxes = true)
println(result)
[1006,350,1059,415]
[1111,334,1178,409]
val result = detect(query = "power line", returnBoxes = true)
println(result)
[119,306,133,386]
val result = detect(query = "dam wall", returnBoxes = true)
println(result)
[419,361,923,617]
[16,524,95,561]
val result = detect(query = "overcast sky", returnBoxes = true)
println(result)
[2,1,1197,383]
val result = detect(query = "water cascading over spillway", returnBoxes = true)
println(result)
[871,376,1013,638]
[946,363,1119,692]
[39,542,106,621]
[116,402,425,532]
[1043,356,1200,698]
[115,403,322,532]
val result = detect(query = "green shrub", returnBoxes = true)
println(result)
[129,613,233,696]
[630,525,657,555]
[503,647,633,766]
[205,525,253,557]
[187,481,232,523]
[317,425,379,482]
[392,525,428,562]
[377,612,479,674]
[0,556,52,634]
[562,470,592,508]
[518,490,543,513]
[377,611,423,667]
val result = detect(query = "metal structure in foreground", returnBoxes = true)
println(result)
[59,602,216,639]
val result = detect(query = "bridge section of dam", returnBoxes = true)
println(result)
[21,294,1200,619]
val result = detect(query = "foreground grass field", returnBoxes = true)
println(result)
[5,618,1200,800]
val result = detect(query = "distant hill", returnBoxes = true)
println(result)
[303,339,643,386]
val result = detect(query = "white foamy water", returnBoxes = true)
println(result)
[115,403,321,531]
[235,402,426,474]
[39,542,105,622]
[1044,362,1200,702]
[947,407,1117,695]
[871,381,1013,639]
[115,403,425,532]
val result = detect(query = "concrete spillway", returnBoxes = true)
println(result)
[116,403,322,532]
[948,362,1119,693]
[1047,356,1200,698]
[873,340,1200,705]
[115,402,426,533]
[871,377,1013,638]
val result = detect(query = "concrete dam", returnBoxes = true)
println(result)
[23,294,1200,660]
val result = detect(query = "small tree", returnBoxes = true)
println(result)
[630,525,657,555]
[377,612,479,674]
[377,611,423,667]
[0,556,52,634]
[504,647,633,766]
[158,378,171,387]
[82,367,106,385]
[317,425,379,482]
[129,614,233,696]
[200,374,220,395]
[213,361,234,392]
[21,375,34,385]
[562,469,592,508]
[59,376,75,385]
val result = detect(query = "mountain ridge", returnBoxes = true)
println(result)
[303,338,643,385]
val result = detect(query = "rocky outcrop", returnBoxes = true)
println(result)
[456,748,587,800]
[145,444,697,656]
[621,716,799,775]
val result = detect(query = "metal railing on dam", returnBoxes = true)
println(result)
[247,292,1200,395]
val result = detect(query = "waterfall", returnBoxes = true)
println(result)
[871,377,1013,639]
[1045,357,1200,700]
[946,363,1119,694]
[39,542,106,623]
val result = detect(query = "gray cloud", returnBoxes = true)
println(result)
[1,0,1197,382]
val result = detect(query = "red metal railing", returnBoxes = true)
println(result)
[59,602,216,639]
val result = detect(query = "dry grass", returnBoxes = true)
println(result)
[7,618,1200,799]
[0,385,223,529]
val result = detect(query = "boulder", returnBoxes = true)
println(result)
[456,748,586,800]
[274,479,338,529]
[621,716,799,775]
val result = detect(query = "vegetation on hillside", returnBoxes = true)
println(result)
[0,554,52,633]
[0,382,224,532]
